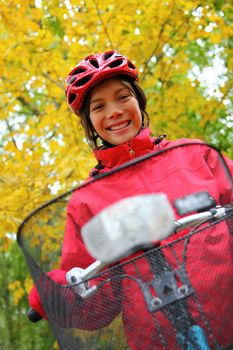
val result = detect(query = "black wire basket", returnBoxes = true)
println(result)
[17,143,233,350]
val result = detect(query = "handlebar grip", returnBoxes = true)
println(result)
[27,307,43,323]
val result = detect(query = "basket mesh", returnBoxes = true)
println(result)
[17,143,233,350]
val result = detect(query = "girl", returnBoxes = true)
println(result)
[29,51,233,349]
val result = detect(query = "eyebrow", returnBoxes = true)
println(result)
[90,97,103,105]
[90,87,131,105]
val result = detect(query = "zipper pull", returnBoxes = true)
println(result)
[127,142,135,156]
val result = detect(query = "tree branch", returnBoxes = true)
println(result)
[93,0,114,49]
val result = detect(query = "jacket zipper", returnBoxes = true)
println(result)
[127,142,135,156]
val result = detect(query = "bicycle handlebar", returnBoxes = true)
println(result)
[27,205,228,323]
[174,206,226,231]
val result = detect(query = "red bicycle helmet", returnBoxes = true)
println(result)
[65,50,138,115]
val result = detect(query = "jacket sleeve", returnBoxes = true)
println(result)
[58,197,122,329]
[29,193,121,328]
[28,267,122,330]
[60,200,95,271]
[28,269,67,319]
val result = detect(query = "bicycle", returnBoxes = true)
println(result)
[17,142,233,350]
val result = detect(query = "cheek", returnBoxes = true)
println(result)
[89,115,104,135]
[130,100,142,118]
[90,115,98,129]
[134,106,142,124]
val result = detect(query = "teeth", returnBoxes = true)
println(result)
[110,122,129,131]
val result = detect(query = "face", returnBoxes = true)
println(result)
[89,78,142,145]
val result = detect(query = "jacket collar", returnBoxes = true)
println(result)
[93,128,155,169]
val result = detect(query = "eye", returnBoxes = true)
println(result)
[92,104,104,112]
[119,94,130,101]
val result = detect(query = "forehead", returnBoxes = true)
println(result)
[90,78,131,100]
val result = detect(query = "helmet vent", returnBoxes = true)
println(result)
[75,74,93,87]
[89,59,99,68]
[69,93,76,104]
[128,61,136,69]
[71,67,86,75]
[108,59,124,68]
[103,51,114,61]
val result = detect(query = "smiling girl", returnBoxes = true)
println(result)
[29,50,233,350]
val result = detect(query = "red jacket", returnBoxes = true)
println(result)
[61,128,233,269]
[30,128,233,349]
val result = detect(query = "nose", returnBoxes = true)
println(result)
[106,103,123,119]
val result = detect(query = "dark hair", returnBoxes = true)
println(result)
[78,76,150,149]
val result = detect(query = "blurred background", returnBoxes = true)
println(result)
[0,0,233,348]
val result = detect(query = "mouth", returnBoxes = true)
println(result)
[107,120,131,131]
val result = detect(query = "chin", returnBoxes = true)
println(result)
[112,134,135,145]
[103,127,141,146]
